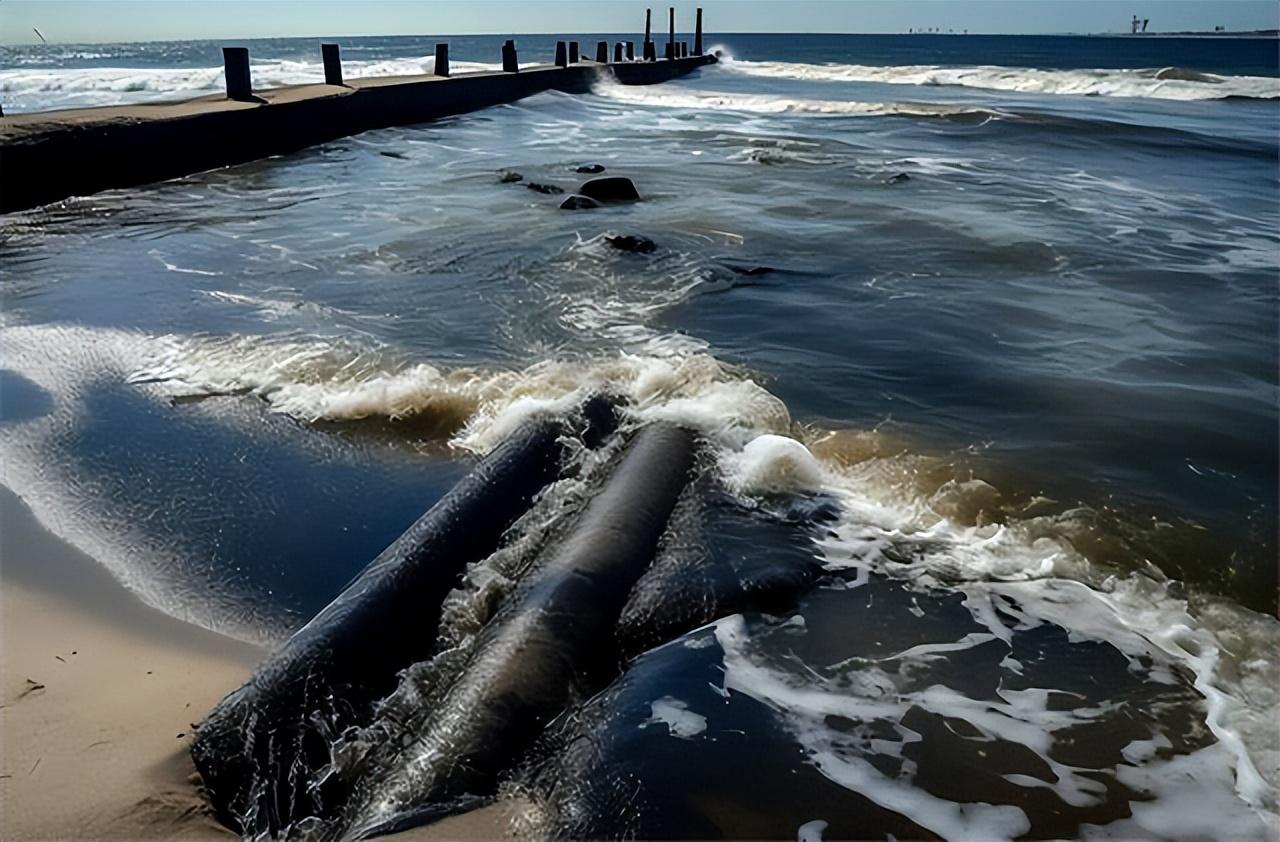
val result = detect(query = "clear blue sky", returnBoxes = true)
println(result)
[1,0,1275,45]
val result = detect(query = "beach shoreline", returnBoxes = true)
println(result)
[0,486,519,840]
[0,485,257,839]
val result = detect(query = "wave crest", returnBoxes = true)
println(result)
[722,58,1280,101]
[593,79,1002,120]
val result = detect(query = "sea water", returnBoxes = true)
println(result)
[1,32,1277,839]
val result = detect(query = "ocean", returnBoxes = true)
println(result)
[1,32,1277,839]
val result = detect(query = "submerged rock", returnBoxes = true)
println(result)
[527,182,566,195]
[560,194,602,210]
[497,170,524,183]
[605,234,657,254]
[885,172,911,184]
[579,176,640,202]
[575,163,607,174]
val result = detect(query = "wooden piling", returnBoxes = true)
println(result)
[626,41,635,60]
[695,7,704,54]
[434,43,449,77]
[644,40,656,61]
[222,47,253,101]
[597,41,609,63]
[321,43,343,86]
[645,8,652,43]
[614,42,624,63]
[555,40,569,67]
[502,40,519,73]
[668,7,676,59]
[0,54,720,213]
[569,41,580,63]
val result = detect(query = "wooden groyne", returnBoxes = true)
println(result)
[0,14,714,213]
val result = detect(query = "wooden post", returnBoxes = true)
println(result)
[321,43,343,86]
[644,40,656,61]
[645,8,652,43]
[668,6,675,59]
[502,40,519,73]
[569,41,580,63]
[681,41,689,57]
[434,43,449,77]
[555,40,568,67]
[626,41,635,60]
[614,42,624,63]
[596,41,609,63]
[695,7,703,54]
[222,47,253,101]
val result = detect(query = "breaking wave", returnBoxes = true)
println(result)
[0,55,501,112]
[721,57,1280,101]
[593,79,1002,120]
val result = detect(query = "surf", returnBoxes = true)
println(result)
[720,56,1280,100]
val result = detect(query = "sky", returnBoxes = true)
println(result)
[1,0,1276,45]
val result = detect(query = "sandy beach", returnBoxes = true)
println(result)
[0,486,257,839]
[0,487,517,840]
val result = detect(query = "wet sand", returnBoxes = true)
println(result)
[0,486,518,840]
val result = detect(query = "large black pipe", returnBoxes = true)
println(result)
[192,402,617,837]
[343,423,699,839]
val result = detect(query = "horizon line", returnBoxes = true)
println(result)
[3,29,1278,48]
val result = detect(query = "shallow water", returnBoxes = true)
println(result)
[1,32,1277,840]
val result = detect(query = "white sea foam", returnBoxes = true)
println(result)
[722,57,1280,101]
[592,78,1001,119]
[0,56,501,112]
[707,429,1280,823]
[715,596,1277,839]
[0,323,281,642]
[128,333,790,454]
[642,695,708,739]
[796,819,827,842]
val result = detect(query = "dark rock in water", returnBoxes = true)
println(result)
[560,194,602,210]
[885,172,911,184]
[527,182,565,195]
[724,264,776,277]
[379,151,408,160]
[605,234,657,254]
[579,176,640,202]
[575,163,606,174]
[497,170,523,183]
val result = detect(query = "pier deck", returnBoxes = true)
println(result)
[0,55,715,213]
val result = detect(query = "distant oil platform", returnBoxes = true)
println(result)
[1125,14,1278,37]
[904,17,1277,37]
